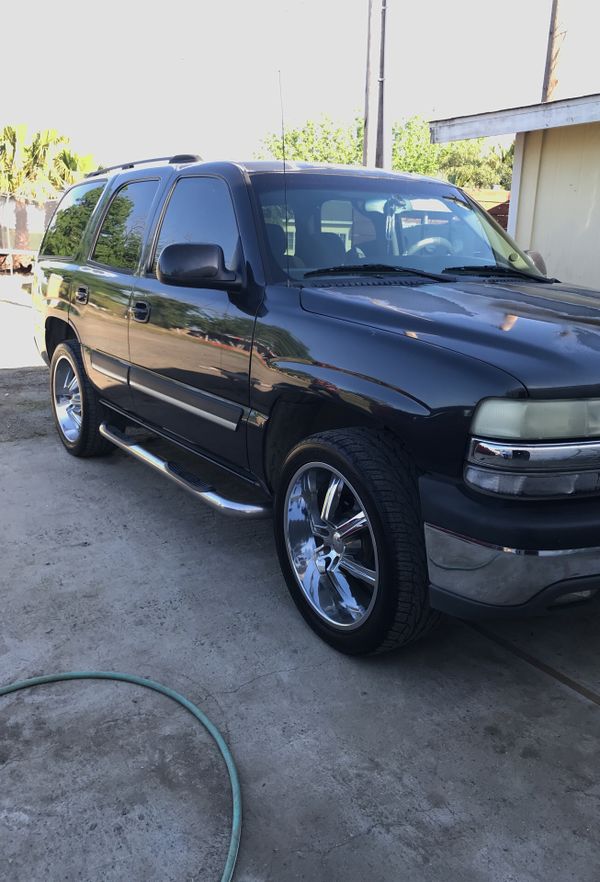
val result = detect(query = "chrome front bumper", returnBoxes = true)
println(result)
[425,523,600,608]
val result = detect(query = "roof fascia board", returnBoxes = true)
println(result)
[430,93,600,142]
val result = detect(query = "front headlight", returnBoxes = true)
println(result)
[472,398,600,441]
[466,399,600,497]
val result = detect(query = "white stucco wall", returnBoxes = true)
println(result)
[513,122,600,288]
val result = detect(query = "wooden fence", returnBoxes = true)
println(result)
[465,188,510,230]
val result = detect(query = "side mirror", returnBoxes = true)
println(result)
[157,243,241,289]
[525,249,547,276]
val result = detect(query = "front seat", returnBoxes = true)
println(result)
[299,232,346,268]
[265,222,287,269]
[264,222,303,270]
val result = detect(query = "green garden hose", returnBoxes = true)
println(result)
[0,671,242,882]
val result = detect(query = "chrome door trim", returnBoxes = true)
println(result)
[90,350,129,383]
[129,369,241,431]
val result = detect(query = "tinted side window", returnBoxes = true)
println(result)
[92,180,158,271]
[40,181,105,259]
[154,177,240,272]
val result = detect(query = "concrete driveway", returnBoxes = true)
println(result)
[1,281,599,881]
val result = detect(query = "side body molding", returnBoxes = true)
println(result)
[128,364,243,432]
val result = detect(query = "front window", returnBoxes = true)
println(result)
[152,176,241,274]
[251,172,543,283]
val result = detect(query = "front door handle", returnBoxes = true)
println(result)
[75,285,89,304]
[132,300,151,323]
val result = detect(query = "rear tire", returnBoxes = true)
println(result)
[49,340,113,458]
[274,428,441,655]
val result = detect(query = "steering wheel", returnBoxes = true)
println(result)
[406,236,453,257]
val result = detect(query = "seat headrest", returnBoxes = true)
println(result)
[302,232,346,266]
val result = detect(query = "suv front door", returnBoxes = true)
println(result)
[128,175,254,469]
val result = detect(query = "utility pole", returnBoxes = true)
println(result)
[363,0,392,168]
[375,0,390,168]
[363,0,374,166]
[541,0,566,102]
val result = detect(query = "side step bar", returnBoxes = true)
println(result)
[99,422,271,519]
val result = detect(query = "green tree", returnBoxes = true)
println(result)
[0,125,94,248]
[258,115,513,189]
[258,116,364,166]
[41,184,104,258]
[438,136,490,187]
[92,192,141,270]
[392,116,441,176]
[392,117,514,187]
[485,143,514,190]
[438,138,514,189]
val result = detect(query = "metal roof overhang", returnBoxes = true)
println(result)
[429,92,600,142]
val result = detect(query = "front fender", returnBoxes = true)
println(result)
[249,287,526,484]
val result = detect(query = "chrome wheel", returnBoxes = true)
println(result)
[53,356,83,442]
[284,462,379,629]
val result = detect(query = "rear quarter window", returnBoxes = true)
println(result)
[40,181,106,260]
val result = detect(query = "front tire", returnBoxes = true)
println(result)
[274,428,440,655]
[49,340,113,457]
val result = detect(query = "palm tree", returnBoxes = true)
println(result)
[0,125,28,249]
[0,125,94,250]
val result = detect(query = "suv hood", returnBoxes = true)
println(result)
[300,279,600,397]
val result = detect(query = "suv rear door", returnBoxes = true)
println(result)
[128,174,252,468]
[71,176,161,410]
[35,179,106,358]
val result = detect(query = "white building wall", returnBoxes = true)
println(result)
[514,122,600,287]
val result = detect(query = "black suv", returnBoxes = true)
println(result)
[33,156,600,654]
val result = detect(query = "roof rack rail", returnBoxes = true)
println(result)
[86,154,202,178]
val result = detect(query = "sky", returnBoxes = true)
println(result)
[6,0,600,166]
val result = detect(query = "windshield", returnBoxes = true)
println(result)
[251,171,543,283]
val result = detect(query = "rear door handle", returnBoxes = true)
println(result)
[132,300,151,323]
[75,285,89,304]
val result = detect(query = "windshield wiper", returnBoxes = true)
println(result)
[303,263,451,282]
[443,264,557,283]
[441,194,471,209]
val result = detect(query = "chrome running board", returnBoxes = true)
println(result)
[99,422,271,519]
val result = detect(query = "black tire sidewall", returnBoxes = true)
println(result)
[274,435,424,655]
[50,342,95,456]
